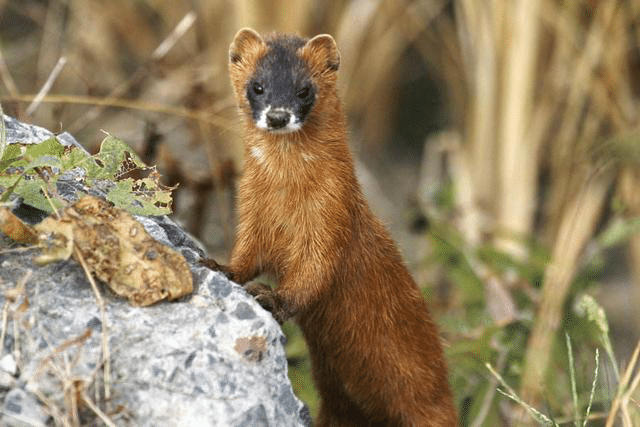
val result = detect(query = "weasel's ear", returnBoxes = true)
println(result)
[304,34,340,72]
[229,28,264,64]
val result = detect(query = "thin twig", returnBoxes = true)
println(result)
[1,93,238,134]
[470,347,508,427]
[10,271,31,371]
[486,363,557,426]
[151,11,197,60]
[583,349,599,427]
[69,9,200,132]
[566,334,580,427]
[32,387,73,427]
[0,271,23,362]
[81,390,119,427]
[73,248,111,403]
[41,185,61,220]
[620,367,640,427]
[32,329,93,427]
[36,329,92,376]
[25,56,67,116]
[0,246,41,255]
[64,364,80,427]
[606,340,640,427]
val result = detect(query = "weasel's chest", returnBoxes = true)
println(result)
[240,169,343,251]
[242,156,330,215]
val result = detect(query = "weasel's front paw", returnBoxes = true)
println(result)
[243,282,290,324]
[199,258,234,280]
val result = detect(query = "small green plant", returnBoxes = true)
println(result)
[484,313,604,426]
[425,208,639,425]
[0,136,173,215]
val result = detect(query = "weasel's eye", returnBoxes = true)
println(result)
[252,82,264,95]
[297,86,310,99]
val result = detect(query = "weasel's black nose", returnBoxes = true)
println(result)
[266,110,290,129]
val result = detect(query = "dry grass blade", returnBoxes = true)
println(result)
[81,390,118,427]
[486,363,557,426]
[606,340,640,427]
[32,327,108,427]
[0,270,31,362]
[494,0,543,258]
[566,334,579,427]
[73,247,111,403]
[583,348,599,427]
[29,243,118,426]
[151,11,197,60]
[67,6,203,134]
[31,387,72,427]
[25,57,67,116]
[36,328,92,375]
[469,348,508,427]
[522,168,613,403]
[1,94,238,134]
[31,328,92,427]
[340,0,446,114]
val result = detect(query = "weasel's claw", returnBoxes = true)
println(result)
[244,282,289,324]
[199,258,233,280]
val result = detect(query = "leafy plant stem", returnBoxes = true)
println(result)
[486,363,557,426]
[583,348,599,427]
[566,333,580,427]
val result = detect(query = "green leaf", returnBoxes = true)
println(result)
[0,136,173,216]
[25,137,65,159]
[0,138,67,208]
[105,177,172,216]
[1,143,22,160]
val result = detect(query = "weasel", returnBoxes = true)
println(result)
[213,28,457,426]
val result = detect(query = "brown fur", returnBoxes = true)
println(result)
[224,28,457,426]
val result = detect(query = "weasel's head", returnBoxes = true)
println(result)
[229,28,340,134]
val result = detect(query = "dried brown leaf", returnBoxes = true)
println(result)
[35,195,192,306]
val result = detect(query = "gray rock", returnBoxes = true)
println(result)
[2,388,49,427]
[2,114,84,150]
[0,116,309,427]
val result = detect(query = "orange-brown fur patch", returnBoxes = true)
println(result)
[226,28,457,426]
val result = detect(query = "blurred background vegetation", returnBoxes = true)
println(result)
[1,0,639,425]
